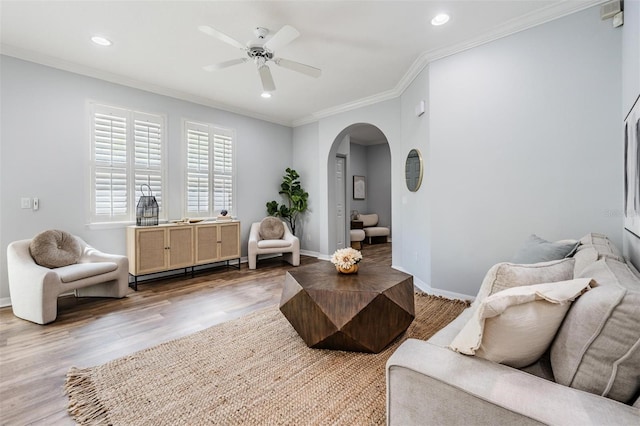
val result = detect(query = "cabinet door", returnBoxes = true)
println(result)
[219,222,240,260]
[135,228,167,275]
[195,224,219,265]
[167,226,194,269]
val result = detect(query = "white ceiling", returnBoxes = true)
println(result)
[1,0,602,128]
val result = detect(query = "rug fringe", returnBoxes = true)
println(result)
[65,367,111,425]
[415,291,471,307]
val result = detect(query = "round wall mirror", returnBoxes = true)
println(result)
[405,149,424,192]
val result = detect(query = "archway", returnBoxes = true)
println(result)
[326,123,391,253]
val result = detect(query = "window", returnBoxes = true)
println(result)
[185,120,235,217]
[90,104,165,224]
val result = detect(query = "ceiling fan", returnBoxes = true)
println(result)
[199,24,322,96]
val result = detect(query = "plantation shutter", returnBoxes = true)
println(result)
[184,121,235,217]
[133,113,164,212]
[93,107,128,220]
[186,122,210,214]
[212,129,233,213]
[90,104,165,224]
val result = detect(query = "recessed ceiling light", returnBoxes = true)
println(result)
[261,92,272,99]
[431,14,450,26]
[91,36,112,46]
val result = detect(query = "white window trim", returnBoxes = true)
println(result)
[183,119,236,219]
[88,102,167,226]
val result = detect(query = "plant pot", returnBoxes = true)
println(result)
[336,264,359,274]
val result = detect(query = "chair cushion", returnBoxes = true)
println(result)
[364,227,390,237]
[257,239,292,249]
[259,217,285,240]
[550,257,640,404]
[56,262,118,283]
[350,230,365,241]
[449,278,592,368]
[511,234,579,264]
[29,230,82,268]
[358,214,378,227]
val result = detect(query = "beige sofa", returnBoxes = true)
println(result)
[386,233,640,425]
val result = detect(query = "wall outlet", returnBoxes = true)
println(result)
[21,198,31,209]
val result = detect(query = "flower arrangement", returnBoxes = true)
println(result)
[331,247,363,272]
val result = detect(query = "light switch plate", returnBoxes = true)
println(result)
[21,198,31,209]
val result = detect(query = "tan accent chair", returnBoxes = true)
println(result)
[358,213,390,244]
[7,237,129,324]
[248,220,300,269]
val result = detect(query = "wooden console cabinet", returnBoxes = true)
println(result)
[126,221,240,289]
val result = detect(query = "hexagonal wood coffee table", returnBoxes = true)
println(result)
[279,262,414,353]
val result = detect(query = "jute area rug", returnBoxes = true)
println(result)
[66,293,468,425]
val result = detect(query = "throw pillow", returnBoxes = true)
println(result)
[474,258,575,306]
[511,234,579,264]
[29,229,82,268]
[450,278,592,368]
[259,217,285,240]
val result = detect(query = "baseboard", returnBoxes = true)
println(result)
[391,265,475,302]
[0,297,12,308]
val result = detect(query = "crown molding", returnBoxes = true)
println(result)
[0,44,292,127]
[292,0,606,127]
[1,0,606,129]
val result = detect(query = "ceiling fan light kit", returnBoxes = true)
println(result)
[199,24,321,96]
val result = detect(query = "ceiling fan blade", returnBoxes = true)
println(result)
[263,25,300,52]
[198,25,246,50]
[274,58,322,78]
[203,58,248,72]
[258,64,276,92]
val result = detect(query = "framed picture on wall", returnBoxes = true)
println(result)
[353,175,366,200]
[624,95,640,238]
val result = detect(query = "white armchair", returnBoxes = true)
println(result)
[248,219,300,270]
[7,237,129,324]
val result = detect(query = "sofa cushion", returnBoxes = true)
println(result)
[450,279,592,368]
[550,257,640,404]
[358,213,378,227]
[511,234,579,264]
[259,217,285,240]
[573,233,625,276]
[474,258,575,306]
[579,232,624,259]
[29,230,82,268]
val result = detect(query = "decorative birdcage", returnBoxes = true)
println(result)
[136,184,159,226]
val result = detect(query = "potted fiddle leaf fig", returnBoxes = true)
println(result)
[266,168,309,235]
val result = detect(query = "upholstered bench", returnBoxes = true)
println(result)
[358,213,390,244]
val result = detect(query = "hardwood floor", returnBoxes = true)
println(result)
[0,243,391,425]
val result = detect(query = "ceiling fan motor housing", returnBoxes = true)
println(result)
[247,46,274,60]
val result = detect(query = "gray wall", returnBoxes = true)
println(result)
[0,56,293,304]
[291,121,319,252]
[348,142,392,232]
[349,143,368,215]
[427,6,622,295]
[365,143,391,231]
[398,65,431,286]
[622,0,640,267]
